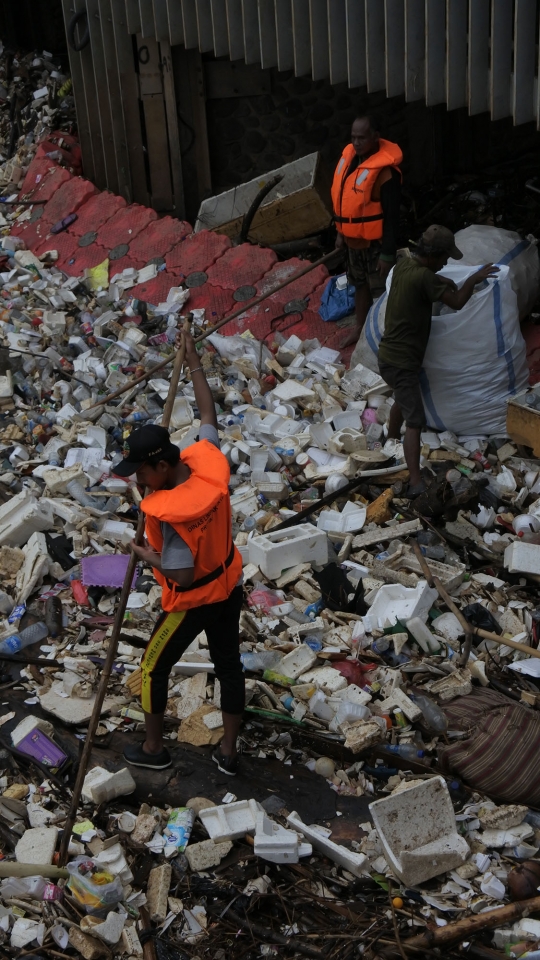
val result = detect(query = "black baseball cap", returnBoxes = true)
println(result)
[113,424,178,477]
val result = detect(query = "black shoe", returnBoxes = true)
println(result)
[123,742,172,770]
[212,746,238,776]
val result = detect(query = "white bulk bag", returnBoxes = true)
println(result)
[449,225,539,319]
[350,263,528,436]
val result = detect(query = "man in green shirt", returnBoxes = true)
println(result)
[378,225,499,496]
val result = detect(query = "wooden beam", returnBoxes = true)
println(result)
[137,32,174,211]
[160,38,186,217]
[60,0,96,182]
[98,0,132,201]
[111,0,150,205]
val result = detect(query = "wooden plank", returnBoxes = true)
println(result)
[384,0,405,97]
[98,0,132,201]
[188,49,212,199]
[111,0,150,204]
[405,0,424,102]
[446,0,467,110]
[345,0,366,89]
[292,0,312,77]
[60,0,96,183]
[195,0,215,51]
[275,0,294,70]
[241,0,261,64]
[468,0,489,116]
[139,0,155,37]
[513,0,536,125]
[425,0,446,106]
[309,0,329,81]
[161,37,186,217]
[182,0,200,47]
[490,0,513,121]
[152,0,170,39]
[328,0,347,85]
[226,0,244,59]
[365,0,385,92]
[507,402,540,457]
[137,33,174,210]
[87,0,119,192]
[258,0,278,69]
[166,0,184,44]
[125,0,141,33]
[210,0,229,56]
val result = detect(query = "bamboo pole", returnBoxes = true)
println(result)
[405,894,540,950]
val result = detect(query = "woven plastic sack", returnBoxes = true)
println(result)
[350,262,528,436]
[318,276,356,322]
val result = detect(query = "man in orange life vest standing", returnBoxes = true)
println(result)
[114,332,244,774]
[331,114,402,348]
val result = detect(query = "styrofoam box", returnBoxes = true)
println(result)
[248,523,328,579]
[0,490,54,547]
[363,581,438,632]
[504,540,540,574]
[199,799,261,841]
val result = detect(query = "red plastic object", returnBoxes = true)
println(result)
[165,229,231,274]
[23,166,71,203]
[71,580,89,606]
[33,231,79,262]
[59,243,109,276]
[333,659,377,685]
[206,243,278,289]
[127,216,192,262]
[68,191,126,236]
[95,203,157,251]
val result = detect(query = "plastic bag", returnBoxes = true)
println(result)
[318,276,356,322]
[66,857,124,915]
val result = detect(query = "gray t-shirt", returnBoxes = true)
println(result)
[161,424,220,571]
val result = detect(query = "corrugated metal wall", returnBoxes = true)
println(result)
[62,1,539,211]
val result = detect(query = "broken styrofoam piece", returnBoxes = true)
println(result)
[185,838,233,871]
[287,812,369,877]
[279,644,318,680]
[82,766,136,804]
[504,540,540,574]
[429,668,473,701]
[198,799,261,842]
[317,504,366,534]
[254,812,312,864]
[247,523,328,579]
[0,489,55,547]
[15,826,59,865]
[363,581,438,633]
[369,777,469,885]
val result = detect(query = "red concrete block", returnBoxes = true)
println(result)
[96,204,158,252]
[69,192,126,236]
[206,243,277,289]
[130,271,179,304]
[59,243,109,276]
[33,231,79,263]
[108,254,146,279]
[186,284,235,323]
[255,258,329,305]
[22,165,71,203]
[9,218,49,246]
[165,230,231,274]
[127,216,192,262]
[39,177,99,227]
[19,157,57,196]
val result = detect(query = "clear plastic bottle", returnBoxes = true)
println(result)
[380,744,426,761]
[66,479,100,509]
[412,694,448,735]
[0,621,48,655]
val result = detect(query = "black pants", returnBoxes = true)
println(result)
[140,586,244,715]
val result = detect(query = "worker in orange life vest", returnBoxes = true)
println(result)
[331,113,402,349]
[114,332,244,775]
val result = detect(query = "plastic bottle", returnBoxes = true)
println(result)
[66,479,100,509]
[0,876,62,900]
[0,621,48,655]
[45,597,63,638]
[125,410,150,424]
[380,744,425,761]
[411,694,448,735]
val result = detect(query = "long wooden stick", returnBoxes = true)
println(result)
[412,540,540,661]
[404,894,540,950]
[85,248,340,411]
[58,326,189,865]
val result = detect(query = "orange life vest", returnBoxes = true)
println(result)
[141,439,242,612]
[331,139,403,241]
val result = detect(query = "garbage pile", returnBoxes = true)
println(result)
[0,248,539,957]
[0,42,77,199]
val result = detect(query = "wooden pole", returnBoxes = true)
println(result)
[84,248,341,412]
[58,324,189,866]
[404,894,540,950]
